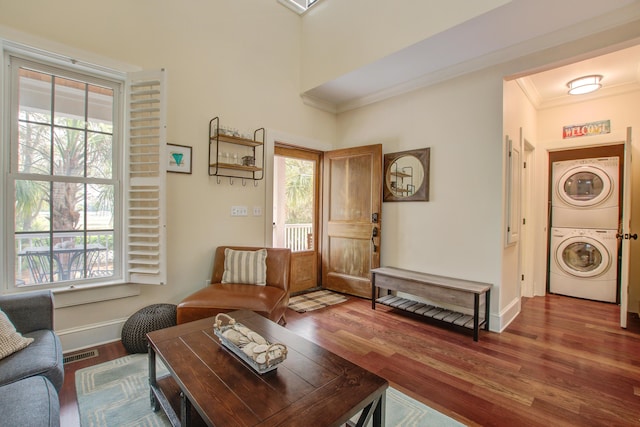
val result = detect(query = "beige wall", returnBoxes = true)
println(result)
[334,29,640,330]
[336,67,506,329]
[300,0,509,92]
[0,0,336,351]
[502,79,539,313]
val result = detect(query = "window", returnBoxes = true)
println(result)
[277,0,321,14]
[3,47,167,291]
[9,57,119,288]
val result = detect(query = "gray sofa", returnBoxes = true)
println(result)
[0,290,64,427]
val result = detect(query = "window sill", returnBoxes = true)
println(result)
[53,281,141,308]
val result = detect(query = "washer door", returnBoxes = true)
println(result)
[556,236,610,278]
[557,165,612,208]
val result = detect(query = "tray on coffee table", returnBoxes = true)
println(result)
[213,313,287,374]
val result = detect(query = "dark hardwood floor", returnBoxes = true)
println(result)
[61,295,640,426]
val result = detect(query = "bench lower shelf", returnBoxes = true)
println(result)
[376,294,487,333]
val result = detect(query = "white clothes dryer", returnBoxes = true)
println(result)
[549,227,618,303]
[551,157,619,229]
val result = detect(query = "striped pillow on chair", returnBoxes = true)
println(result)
[221,248,268,285]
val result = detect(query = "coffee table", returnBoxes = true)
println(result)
[147,309,388,426]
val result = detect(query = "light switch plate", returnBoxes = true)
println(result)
[231,206,248,216]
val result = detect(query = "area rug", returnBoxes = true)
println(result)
[288,289,349,313]
[75,354,170,427]
[76,353,465,427]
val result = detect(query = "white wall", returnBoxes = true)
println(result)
[0,0,336,351]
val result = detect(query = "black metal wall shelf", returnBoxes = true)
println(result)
[208,117,265,185]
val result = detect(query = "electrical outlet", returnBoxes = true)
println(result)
[253,206,262,216]
[231,206,248,216]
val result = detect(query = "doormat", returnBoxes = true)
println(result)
[288,290,348,313]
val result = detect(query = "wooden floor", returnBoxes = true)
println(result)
[60,294,640,426]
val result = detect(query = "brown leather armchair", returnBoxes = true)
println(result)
[176,246,291,325]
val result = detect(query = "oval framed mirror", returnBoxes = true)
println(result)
[383,148,430,202]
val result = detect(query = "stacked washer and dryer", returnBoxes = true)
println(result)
[549,157,620,303]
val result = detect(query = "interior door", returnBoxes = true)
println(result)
[620,128,633,327]
[273,145,321,294]
[322,144,382,298]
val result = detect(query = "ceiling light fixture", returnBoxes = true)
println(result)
[567,75,602,95]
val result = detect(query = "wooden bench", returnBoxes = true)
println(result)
[371,267,491,341]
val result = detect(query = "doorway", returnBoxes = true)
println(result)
[272,143,383,298]
[272,144,321,294]
[547,144,625,303]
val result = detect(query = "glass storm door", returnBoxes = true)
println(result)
[273,145,320,294]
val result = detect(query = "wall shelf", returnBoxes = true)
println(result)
[208,116,265,182]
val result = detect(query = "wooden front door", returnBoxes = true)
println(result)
[322,144,382,298]
[273,145,321,294]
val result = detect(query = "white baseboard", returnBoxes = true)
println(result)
[492,297,522,332]
[57,318,128,354]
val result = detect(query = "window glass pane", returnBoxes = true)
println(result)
[18,122,51,174]
[87,86,113,133]
[15,235,54,286]
[52,233,86,280]
[53,76,86,128]
[14,179,50,232]
[18,69,52,124]
[53,127,85,177]
[87,132,113,179]
[51,181,84,231]
[89,231,114,278]
[86,184,114,230]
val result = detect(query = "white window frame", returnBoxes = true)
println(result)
[1,41,167,293]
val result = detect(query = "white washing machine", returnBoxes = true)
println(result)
[549,227,618,303]
[551,157,619,229]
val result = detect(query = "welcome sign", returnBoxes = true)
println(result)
[563,120,610,139]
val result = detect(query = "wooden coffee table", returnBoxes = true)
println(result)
[147,309,388,426]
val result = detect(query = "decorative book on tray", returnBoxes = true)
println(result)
[213,313,287,374]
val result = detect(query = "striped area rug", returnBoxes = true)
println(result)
[76,354,170,427]
[76,354,464,427]
[288,289,349,313]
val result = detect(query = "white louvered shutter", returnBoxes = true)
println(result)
[125,69,167,284]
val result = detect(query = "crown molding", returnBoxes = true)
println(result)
[300,93,338,114]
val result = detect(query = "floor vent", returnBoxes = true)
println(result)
[63,349,99,364]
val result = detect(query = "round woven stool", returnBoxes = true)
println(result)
[121,303,177,353]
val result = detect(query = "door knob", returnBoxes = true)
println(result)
[371,227,378,253]
[617,233,638,240]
